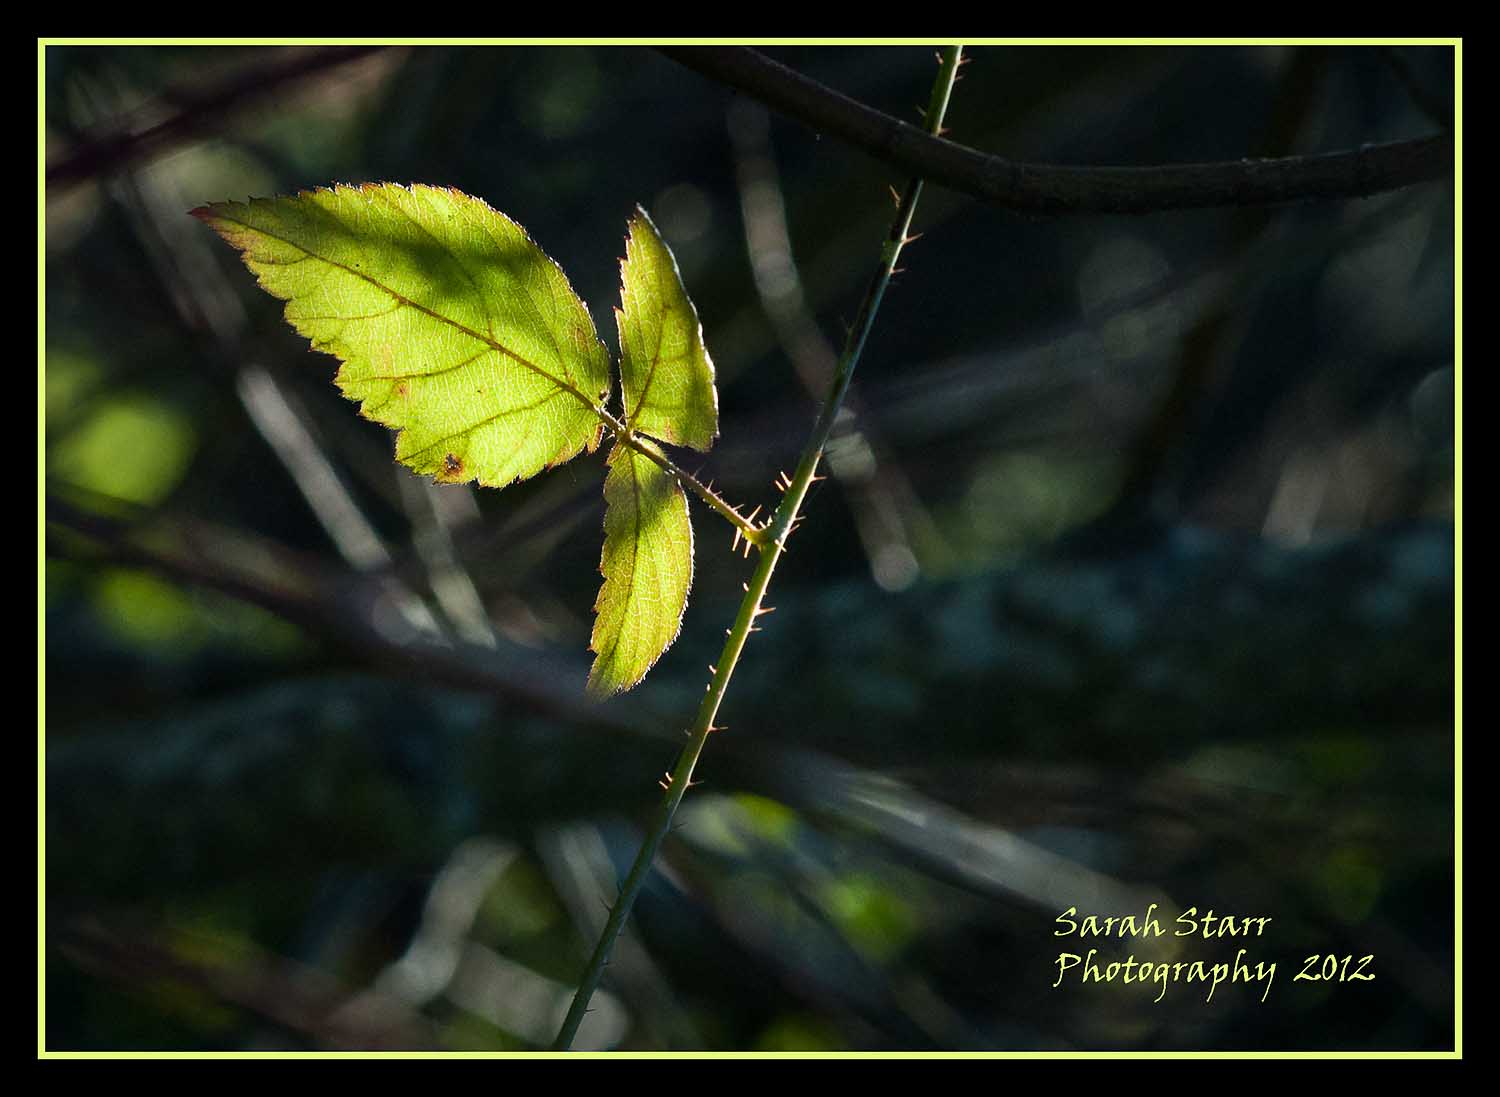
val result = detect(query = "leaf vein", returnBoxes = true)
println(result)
[211,210,598,411]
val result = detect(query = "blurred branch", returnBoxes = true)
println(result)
[727,98,945,588]
[45,491,625,736]
[1098,48,1335,527]
[46,486,1454,770]
[46,46,388,190]
[659,47,1453,215]
[536,825,705,1048]
[58,917,438,1050]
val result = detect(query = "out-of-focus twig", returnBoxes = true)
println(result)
[536,825,705,1049]
[397,474,498,648]
[1099,48,1336,529]
[728,99,949,589]
[58,917,439,1050]
[45,491,625,733]
[46,46,388,190]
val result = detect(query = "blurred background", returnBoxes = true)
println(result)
[43,44,1456,1052]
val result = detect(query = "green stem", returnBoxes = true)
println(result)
[551,45,964,1052]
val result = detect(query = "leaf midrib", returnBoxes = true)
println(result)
[217,210,605,414]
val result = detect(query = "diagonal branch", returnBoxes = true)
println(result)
[658,46,1454,216]
[47,46,390,190]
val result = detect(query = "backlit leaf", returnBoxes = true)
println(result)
[616,207,718,451]
[196,186,725,697]
[193,183,611,488]
[587,444,694,698]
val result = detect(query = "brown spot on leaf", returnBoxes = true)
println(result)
[442,453,464,479]
[395,381,409,398]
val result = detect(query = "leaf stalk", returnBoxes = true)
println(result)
[600,411,770,546]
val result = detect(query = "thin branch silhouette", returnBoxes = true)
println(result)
[659,46,1453,216]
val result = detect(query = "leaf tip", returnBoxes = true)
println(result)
[583,665,622,702]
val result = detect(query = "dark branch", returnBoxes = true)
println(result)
[46,46,388,190]
[658,46,1454,215]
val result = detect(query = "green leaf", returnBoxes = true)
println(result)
[192,183,611,488]
[587,444,694,698]
[616,207,718,451]
[583,208,721,696]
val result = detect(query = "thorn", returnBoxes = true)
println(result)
[936,125,951,137]
[732,527,742,552]
[687,779,702,790]
[756,605,776,616]
[747,504,762,524]
[891,266,907,275]
[708,664,717,674]
[935,50,944,64]
[742,581,750,592]
[726,628,733,636]
[915,105,927,120]
[903,232,924,246]
[888,184,901,207]
[742,538,754,559]
[809,473,827,483]
[749,626,761,633]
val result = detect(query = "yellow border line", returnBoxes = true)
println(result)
[38,38,1461,1060]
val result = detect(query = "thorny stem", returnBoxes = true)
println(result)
[550,44,964,1052]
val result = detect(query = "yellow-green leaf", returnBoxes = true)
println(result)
[193,183,611,488]
[587,444,694,698]
[616,207,718,451]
